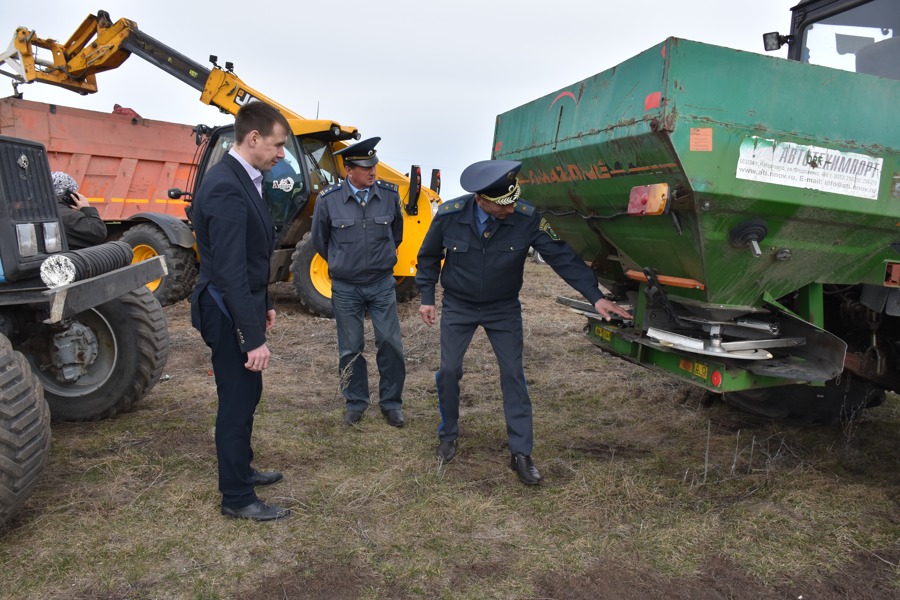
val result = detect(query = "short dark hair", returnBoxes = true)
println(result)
[234,101,290,144]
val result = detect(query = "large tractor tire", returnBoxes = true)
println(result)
[121,223,198,306]
[28,286,170,422]
[291,232,334,318]
[394,276,420,304]
[722,373,885,425]
[0,335,51,526]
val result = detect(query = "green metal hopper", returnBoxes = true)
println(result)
[493,35,900,421]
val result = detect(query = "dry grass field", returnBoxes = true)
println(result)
[1,262,898,599]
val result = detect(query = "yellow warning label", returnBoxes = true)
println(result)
[594,326,612,342]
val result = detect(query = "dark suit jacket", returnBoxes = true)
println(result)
[190,152,275,352]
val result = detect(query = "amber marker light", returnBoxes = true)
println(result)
[627,183,669,216]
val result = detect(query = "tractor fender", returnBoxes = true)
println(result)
[125,213,195,248]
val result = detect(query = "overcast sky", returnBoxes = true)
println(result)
[3,0,793,198]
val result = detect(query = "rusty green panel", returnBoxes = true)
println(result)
[494,37,900,309]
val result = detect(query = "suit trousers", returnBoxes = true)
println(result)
[436,295,534,455]
[197,291,261,509]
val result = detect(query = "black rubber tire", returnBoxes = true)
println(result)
[722,373,885,425]
[394,276,420,304]
[290,233,419,316]
[30,286,170,422]
[0,335,51,526]
[291,232,334,318]
[121,223,198,306]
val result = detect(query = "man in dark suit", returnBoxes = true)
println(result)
[190,101,292,521]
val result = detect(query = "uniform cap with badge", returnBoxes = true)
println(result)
[334,137,381,167]
[460,159,522,205]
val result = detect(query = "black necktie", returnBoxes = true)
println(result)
[482,216,495,237]
[357,190,367,207]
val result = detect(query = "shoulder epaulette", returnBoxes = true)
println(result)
[515,200,536,216]
[375,179,399,193]
[437,199,466,216]
[319,183,340,198]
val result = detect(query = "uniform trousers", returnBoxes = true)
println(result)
[331,274,405,411]
[197,293,261,509]
[436,294,534,455]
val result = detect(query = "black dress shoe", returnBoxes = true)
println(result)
[344,409,364,425]
[381,408,405,428]
[251,469,283,486]
[221,500,291,521]
[509,453,542,485]
[436,439,457,463]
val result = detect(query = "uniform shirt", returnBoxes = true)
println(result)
[228,148,263,198]
[347,182,368,204]
[415,193,604,306]
[474,201,494,235]
[311,179,403,286]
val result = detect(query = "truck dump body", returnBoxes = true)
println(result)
[0,97,197,221]
[494,38,899,309]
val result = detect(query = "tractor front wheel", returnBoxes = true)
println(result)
[0,335,51,526]
[291,232,333,318]
[121,223,198,306]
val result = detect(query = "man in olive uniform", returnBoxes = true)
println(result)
[311,137,406,428]
[415,159,632,485]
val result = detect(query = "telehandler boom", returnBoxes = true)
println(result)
[0,10,441,314]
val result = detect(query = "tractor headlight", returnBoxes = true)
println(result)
[16,223,38,257]
[43,222,63,253]
[40,254,77,287]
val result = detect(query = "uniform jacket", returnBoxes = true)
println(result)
[57,201,107,250]
[415,193,604,306]
[311,179,403,286]
[190,153,275,352]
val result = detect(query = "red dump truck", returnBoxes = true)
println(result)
[0,96,201,305]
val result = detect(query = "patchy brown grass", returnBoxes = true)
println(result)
[1,262,898,599]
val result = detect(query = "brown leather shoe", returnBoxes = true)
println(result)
[509,453,542,485]
[221,500,290,521]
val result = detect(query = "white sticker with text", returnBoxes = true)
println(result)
[736,137,882,200]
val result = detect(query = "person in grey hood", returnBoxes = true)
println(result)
[50,172,107,249]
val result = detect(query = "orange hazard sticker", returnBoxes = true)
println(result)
[690,128,713,152]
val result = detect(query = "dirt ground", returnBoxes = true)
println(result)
[203,266,900,598]
[4,261,898,599]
